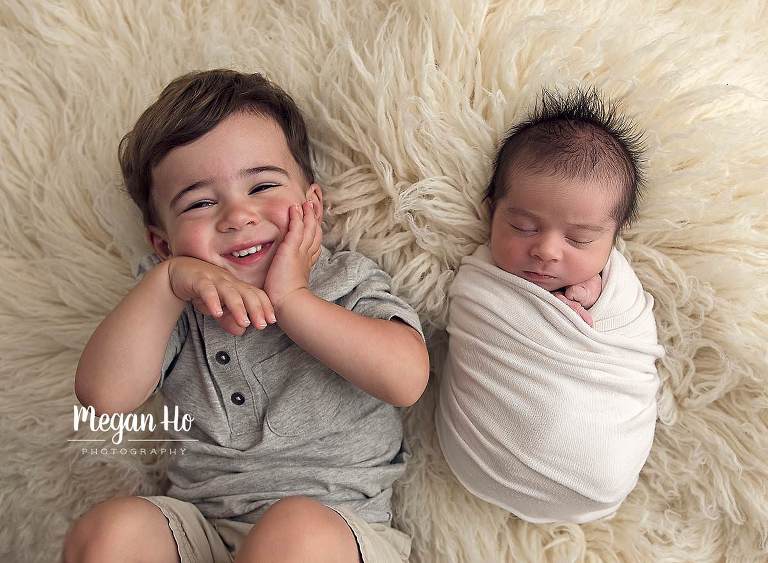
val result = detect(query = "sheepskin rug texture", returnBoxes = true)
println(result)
[1,1,767,561]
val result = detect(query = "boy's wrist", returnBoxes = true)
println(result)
[147,257,186,307]
[273,286,314,319]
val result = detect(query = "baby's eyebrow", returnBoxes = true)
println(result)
[566,223,610,233]
[505,207,537,219]
[169,165,289,208]
[505,207,609,232]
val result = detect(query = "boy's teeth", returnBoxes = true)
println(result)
[232,244,263,257]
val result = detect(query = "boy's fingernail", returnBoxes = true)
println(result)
[269,315,277,324]
[243,319,250,326]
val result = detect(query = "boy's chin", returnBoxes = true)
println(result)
[239,273,267,289]
[221,265,267,289]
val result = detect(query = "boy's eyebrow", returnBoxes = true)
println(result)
[169,166,290,208]
[505,206,609,232]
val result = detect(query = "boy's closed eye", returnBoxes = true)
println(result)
[181,183,281,213]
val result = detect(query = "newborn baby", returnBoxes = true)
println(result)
[435,88,665,523]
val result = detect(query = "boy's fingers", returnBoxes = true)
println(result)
[309,206,322,254]
[300,201,315,252]
[198,282,224,317]
[191,298,216,317]
[217,285,250,328]
[311,246,322,265]
[242,290,269,329]
[283,204,303,247]
[256,289,277,324]
[217,311,247,336]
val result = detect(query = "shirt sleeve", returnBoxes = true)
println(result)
[337,255,425,342]
[134,254,188,393]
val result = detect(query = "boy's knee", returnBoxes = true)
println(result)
[63,497,178,563]
[236,496,358,563]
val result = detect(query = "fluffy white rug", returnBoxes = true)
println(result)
[1,1,766,561]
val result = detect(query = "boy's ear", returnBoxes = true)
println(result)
[147,226,172,259]
[306,183,323,219]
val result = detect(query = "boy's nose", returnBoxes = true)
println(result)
[530,233,562,262]
[217,204,260,232]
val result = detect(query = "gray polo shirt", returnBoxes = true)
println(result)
[136,246,423,524]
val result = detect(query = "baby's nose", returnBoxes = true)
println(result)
[531,235,562,261]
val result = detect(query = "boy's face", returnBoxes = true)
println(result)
[489,169,617,291]
[148,111,322,288]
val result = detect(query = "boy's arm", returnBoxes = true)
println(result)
[265,201,429,407]
[76,256,277,414]
[75,260,185,414]
[275,290,429,407]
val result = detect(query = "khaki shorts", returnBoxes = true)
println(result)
[139,496,411,563]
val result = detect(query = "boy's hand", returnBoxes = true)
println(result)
[264,201,322,311]
[553,274,602,327]
[166,256,276,336]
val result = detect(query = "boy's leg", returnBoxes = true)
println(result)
[233,496,361,563]
[63,496,179,563]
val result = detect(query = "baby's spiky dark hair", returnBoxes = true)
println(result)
[485,87,646,233]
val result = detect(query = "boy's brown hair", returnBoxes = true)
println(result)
[119,69,315,227]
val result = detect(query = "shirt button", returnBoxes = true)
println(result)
[231,392,245,405]
[215,351,230,365]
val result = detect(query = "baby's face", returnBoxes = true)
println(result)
[147,111,322,288]
[489,169,617,291]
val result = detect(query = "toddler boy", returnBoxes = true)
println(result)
[66,69,429,563]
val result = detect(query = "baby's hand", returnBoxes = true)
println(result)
[166,256,276,336]
[553,292,593,327]
[564,274,602,309]
[553,274,602,327]
[264,200,322,311]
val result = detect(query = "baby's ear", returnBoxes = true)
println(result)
[147,226,172,259]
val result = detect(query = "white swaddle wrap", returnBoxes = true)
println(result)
[436,244,664,523]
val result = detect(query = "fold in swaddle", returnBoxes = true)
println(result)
[436,244,664,523]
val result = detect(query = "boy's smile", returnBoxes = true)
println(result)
[489,170,617,291]
[147,111,322,288]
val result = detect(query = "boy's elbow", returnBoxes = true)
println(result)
[392,379,428,407]
[391,339,430,407]
[74,367,147,415]
[74,377,113,415]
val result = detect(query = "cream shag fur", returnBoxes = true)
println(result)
[1,1,767,562]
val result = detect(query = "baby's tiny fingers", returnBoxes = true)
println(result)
[555,293,593,326]
[565,285,585,302]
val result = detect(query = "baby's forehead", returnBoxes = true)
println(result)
[500,170,620,224]
[503,165,622,198]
